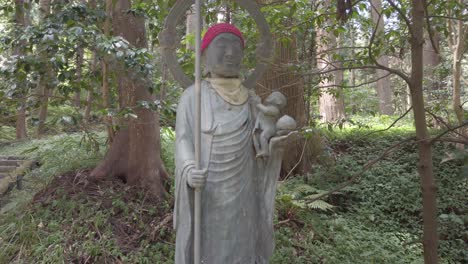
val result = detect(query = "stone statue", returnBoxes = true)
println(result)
[174,23,296,264]
[253,92,287,158]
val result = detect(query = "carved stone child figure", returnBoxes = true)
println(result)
[254,91,287,158]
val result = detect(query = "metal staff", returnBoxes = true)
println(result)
[193,0,202,263]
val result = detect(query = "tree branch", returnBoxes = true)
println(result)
[425,109,468,139]
[387,0,414,38]
[368,1,411,85]
[318,72,393,89]
[430,121,468,144]
[363,106,413,137]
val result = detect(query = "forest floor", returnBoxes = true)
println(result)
[0,118,466,263]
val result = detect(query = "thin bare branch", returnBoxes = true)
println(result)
[430,121,468,144]
[317,72,392,89]
[363,106,413,137]
[387,0,414,38]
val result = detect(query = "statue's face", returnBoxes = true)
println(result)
[204,33,243,78]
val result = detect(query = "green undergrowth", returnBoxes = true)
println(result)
[0,132,107,214]
[0,172,174,263]
[0,125,466,263]
[277,127,466,263]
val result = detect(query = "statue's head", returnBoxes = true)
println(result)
[265,92,287,109]
[201,23,244,78]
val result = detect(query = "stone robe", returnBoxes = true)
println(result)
[174,80,285,264]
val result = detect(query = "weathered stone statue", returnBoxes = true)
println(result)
[174,23,295,264]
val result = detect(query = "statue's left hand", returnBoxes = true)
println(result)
[269,131,300,153]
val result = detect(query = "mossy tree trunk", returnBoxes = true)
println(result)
[14,0,28,139]
[90,0,168,197]
[37,0,51,135]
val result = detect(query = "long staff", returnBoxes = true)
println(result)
[193,0,202,263]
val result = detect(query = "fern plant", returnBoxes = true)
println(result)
[277,181,335,212]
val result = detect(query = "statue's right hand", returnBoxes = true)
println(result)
[187,168,208,189]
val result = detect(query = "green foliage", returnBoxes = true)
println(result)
[307,128,467,263]
[0,175,174,263]
[0,125,15,142]
[160,126,175,175]
[0,132,105,180]
[277,179,335,212]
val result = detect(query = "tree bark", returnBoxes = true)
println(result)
[186,4,196,51]
[37,0,51,136]
[14,0,28,139]
[101,0,115,142]
[410,0,438,262]
[84,0,97,122]
[84,52,97,121]
[91,0,168,196]
[449,13,467,145]
[423,31,441,127]
[317,28,345,122]
[255,14,312,175]
[74,47,84,108]
[371,0,393,115]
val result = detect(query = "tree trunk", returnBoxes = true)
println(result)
[101,0,115,142]
[74,47,84,108]
[317,27,345,122]
[14,0,28,139]
[255,13,312,175]
[371,0,393,115]
[37,0,51,135]
[451,16,467,144]
[410,0,438,262]
[423,31,441,127]
[90,0,168,196]
[84,52,97,121]
[84,0,97,122]
[186,4,196,51]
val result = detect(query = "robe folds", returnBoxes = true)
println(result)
[174,80,285,264]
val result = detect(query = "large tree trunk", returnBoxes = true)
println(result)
[90,0,167,196]
[410,0,438,262]
[37,0,51,135]
[14,0,28,139]
[255,14,312,175]
[371,0,393,115]
[317,30,345,122]
[101,0,115,142]
[317,0,345,122]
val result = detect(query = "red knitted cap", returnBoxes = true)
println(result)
[201,23,244,53]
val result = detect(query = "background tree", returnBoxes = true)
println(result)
[90,0,168,196]
[13,0,29,139]
[371,0,394,115]
[317,0,346,122]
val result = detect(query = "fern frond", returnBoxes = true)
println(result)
[307,200,334,211]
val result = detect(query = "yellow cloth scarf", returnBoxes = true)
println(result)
[206,78,249,105]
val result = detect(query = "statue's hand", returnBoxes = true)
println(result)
[187,168,208,189]
[269,131,300,153]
